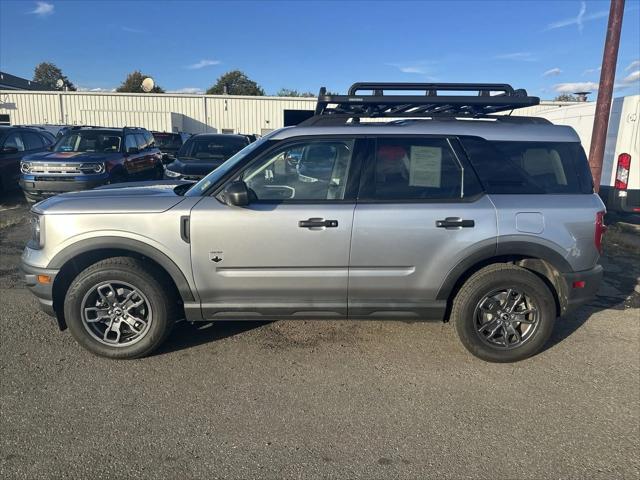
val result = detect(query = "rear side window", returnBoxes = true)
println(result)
[366,137,480,200]
[460,137,593,194]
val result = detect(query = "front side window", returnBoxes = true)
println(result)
[55,131,122,153]
[23,131,44,150]
[135,133,147,150]
[124,135,138,152]
[241,139,355,201]
[370,137,464,200]
[3,132,25,151]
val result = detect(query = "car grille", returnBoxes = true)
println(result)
[28,163,83,174]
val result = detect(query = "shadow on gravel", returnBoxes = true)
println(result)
[154,320,273,356]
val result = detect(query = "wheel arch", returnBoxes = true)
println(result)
[49,237,196,329]
[437,241,572,320]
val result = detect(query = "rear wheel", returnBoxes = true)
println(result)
[451,264,556,363]
[64,257,176,359]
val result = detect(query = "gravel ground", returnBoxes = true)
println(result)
[1,198,638,480]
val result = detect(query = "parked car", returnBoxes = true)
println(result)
[163,133,249,180]
[0,126,55,195]
[151,131,191,164]
[21,82,605,362]
[19,126,163,202]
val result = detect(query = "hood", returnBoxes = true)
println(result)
[168,157,224,176]
[33,180,192,215]
[23,151,121,163]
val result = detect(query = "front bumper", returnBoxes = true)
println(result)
[21,260,59,319]
[560,264,603,314]
[19,172,110,200]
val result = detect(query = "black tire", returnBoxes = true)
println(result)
[451,263,556,363]
[64,257,176,359]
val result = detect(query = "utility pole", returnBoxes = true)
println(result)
[588,0,625,192]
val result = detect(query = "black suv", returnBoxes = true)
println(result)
[0,126,55,195]
[19,126,163,202]
[163,133,249,180]
[151,131,191,164]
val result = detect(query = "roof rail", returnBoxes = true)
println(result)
[300,82,540,126]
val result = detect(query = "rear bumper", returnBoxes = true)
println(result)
[560,264,603,314]
[599,186,640,215]
[19,173,110,200]
[20,260,59,318]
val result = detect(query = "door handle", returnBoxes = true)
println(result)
[298,218,339,229]
[436,217,475,229]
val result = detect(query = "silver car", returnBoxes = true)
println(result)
[21,83,605,362]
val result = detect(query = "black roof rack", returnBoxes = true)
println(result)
[300,82,540,126]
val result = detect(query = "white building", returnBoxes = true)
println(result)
[0,90,317,135]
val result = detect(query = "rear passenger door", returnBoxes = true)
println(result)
[348,136,497,319]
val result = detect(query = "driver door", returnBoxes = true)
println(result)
[189,137,362,320]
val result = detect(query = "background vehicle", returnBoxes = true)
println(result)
[531,95,639,220]
[151,131,191,164]
[163,133,249,180]
[21,83,605,362]
[0,126,55,194]
[19,126,163,202]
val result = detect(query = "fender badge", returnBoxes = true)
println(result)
[209,251,223,263]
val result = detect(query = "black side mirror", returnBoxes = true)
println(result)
[2,146,19,154]
[127,147,139,155]
[223,181,250,207]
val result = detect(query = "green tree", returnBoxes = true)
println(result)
[554,94,578,102]
[33,62,77,91]
[116,71,165,93]
[206,70,264,96]
[276,88,315,97]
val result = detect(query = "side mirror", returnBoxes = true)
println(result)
[2,146,19,154]
[223,181,250,207]
[127,147,139,155]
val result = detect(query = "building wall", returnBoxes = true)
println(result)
[0,90,316,134]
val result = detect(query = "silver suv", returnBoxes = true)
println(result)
[21,83,605,362]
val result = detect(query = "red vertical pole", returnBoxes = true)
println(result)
[588,0,625,192]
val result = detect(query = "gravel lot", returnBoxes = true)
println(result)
[1,195,639,480]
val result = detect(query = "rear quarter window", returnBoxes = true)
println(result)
[459,137,593,194]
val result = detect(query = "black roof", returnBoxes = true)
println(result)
[0,71,53,91]
[301,82,541,126]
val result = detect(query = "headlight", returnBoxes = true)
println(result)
[80,162,105,174]
[20,162,31,174]
[164,169,182,178]
[29,213,43,249]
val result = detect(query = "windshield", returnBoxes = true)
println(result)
[185,137,268,196]
[55,131,122,153]
[153,134,182,149]
[178,136,248,161]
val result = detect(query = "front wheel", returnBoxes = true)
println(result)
[451,264,556,363]
[64,257,176,359]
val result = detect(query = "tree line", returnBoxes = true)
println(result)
[32,62,318,96]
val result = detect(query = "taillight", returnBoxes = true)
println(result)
[595,211,606,254]
[614,153,631,190]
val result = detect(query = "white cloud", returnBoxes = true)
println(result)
[121,26,147,34]
[77,86,116,92]
[168,87,204,94]
[386,61,435,75]
[582,66,601,75]
[546,1,610,31]
[186,59,221,70]
[29,1,54,16]
[543,68,562,77]
[495,52,536,61]
[625,60,640,72]
[622,71,640,84]
[553,82,599,93]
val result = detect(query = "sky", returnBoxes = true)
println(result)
[0,0,639,99]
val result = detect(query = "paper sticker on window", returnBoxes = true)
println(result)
[410,146,442,187]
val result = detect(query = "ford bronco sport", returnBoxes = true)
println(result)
[19,126,163,202]
[21,83,605,362]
